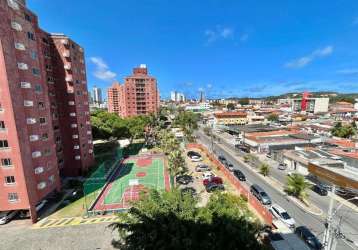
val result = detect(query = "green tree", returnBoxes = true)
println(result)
[173,111,199,142]
[168,150,187,178]
[267,113,279,122]
[259,163,270,177]
[227,103,236,110]
[331,122,356,138]
[285,173,312,201]
[110,189,265,250]
[203,126,212,136]
[239,98,250,106]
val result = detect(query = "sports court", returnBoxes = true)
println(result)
[93,154,170,211]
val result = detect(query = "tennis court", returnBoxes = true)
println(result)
[93,154,170,211]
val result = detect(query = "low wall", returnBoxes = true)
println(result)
[187,143,273,225]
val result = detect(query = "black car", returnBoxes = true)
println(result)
[187,151,201,158]
[176,175,193,185]
[205,183,225,192]
[312,184,328,196]
[295,226,323,250]
[233,170,246,181]
[235,144,250,153]
[218,155,226,163]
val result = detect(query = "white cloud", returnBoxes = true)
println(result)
[284,46,333,69]
[90,57,116,81]
[337,68,358,75]
[205,26,234,43]
[240,33,249,42]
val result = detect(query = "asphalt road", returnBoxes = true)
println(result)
[196,129,358,250]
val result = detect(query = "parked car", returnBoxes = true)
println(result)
[203,176,223,186]
[190,155,202,162]
[233,169,246,181]
[202,171,215,180]
[269,204,296,228]
[278,163,287,170]
[176,175,193,185]
[0,211,18,225]
[36,199,48,212]
[195,164,211,172]
[187,151,201,158]
[235,144,250,153]
[205,182,225,192]
[250,184,272,205]
[312,184,328,196]
[218,155,226,163]
[295,226,323,250]
[225,162,234,171]
[266,153,272,158]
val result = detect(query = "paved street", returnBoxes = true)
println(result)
[0,220,119,250]
[197,129,358,250]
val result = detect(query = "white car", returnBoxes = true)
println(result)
[0,211,18,225]
[269,204,296,228]
[190,156,202,162]
[202,171,215,180]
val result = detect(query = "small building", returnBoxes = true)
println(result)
[214,112,248,127]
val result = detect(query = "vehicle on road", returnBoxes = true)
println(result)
[187,151,201,158]
[225,162,234,171]
[250,184,272,205]
[203,176,223,186]
[235,144,250,153]
[266,153,272,158]
[278,163,287,170]
[195,164,211,172]
[233,169,246,181]
[0,210,18,225]
[205,182,225,192]
[202,171,215,180]
[190,155,202,162]
[311,184,328,196]
[295,226,323,250]
[218,155,226,163]
[269,204,296,228]
[176,175,193,185]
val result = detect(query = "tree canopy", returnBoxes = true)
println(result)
[331,122,356,138]
[110,189,265,250]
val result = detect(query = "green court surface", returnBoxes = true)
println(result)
[104,158,165,205]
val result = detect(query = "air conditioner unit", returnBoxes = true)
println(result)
[34,167,44,174]
[17,63,28,70]
[11,21,22,31]
[7,0,19,10]
[29,135,39,142]
[37,182,46,190]
[20,82,31,88]
[32,151,42,158]
[24,100,33,107]
[15,43,25,50]
[26,118,36,124]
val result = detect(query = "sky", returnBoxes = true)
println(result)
[28,0,358,99]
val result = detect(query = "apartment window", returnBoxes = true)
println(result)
[27,32,35,41]
[0,140,9,148]
[1,158,12,167]
[49,175,55,184]
[45,65,52,71]
[55,136,61,143]
[24,13,32,22]
[8,193,19,203]
[0,121,5,129]
[30,51,38,60]
[76,91,81,96]
[41,133,48,141]
[43,149,51,156]
[38,102,45,109]
[39,117,46,124]
[32,68,40,76]
[5,176,16,185]
[34,84,42,93]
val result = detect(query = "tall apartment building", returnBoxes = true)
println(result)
[92,86,103,104]
[108,64,160,117]
[170,91,185,103]
[0,0,93,222]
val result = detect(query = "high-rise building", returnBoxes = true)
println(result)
[170,91,185,103]
[0,0,94,222]
[108,65,160,117]
[92,86,102,104]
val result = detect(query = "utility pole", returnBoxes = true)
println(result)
[323,185,336,250]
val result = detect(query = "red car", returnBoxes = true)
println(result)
[203,176,223,186]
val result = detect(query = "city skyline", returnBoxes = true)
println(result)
[27,0,358,99]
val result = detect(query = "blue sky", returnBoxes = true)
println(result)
[28,0,358,99]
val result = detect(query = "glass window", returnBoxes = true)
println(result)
[0,140,9,148]
[1,158,12,167]
[5,176,15,185]
[8,193,19,202]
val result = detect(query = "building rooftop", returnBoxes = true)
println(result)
[214,112,247,118]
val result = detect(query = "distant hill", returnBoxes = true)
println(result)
[263,92,358,104]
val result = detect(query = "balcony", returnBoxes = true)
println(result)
[7,0,19,10]
[72,134,79,139]
[61,39,69,45]
[68,101,75,106]
[34,167,44,174]
[24,100,33,107]
[11,21,22,31]
[32,151,42,158]
[69,112,76,117]
[64,63,71,70]
[71,124,77,128]
[75,155,81,160]
[14,42,25,50]
[62,51,70,58]
[37,182,46,190]
[74,145,80,150]
[89,149,93,154]
[65,76,73,82]
[29,135,39,142]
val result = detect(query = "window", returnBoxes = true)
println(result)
[25,13,32,22]
[5,176,15,185]
[30,51,37,60]
[8,193,19,202]
[49,175,55,184]
[43,149,51,156]
[1,158,12,167]
[39,117,46,124]
[41,133,48,141]
[0,140,9,148]
[34,84,42,93]
[32,68,40,76]
[0,121,5,129]
[45,65,52,71]
[27,32,35,41]
[38,102,45,109]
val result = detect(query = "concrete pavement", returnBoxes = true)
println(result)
[197,129,358,250]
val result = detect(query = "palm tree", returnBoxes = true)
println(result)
[168,150,187,179]
[285,173,311,201]
[259,163,270,177]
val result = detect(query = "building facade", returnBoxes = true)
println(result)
[292,97,329,114]
[170,91,185,103]
[0,0,93,222]
[92,86,102,104]
[213,112,248,126]
[108,65,160,117]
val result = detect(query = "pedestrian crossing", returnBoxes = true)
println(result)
[32,216,118,229]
